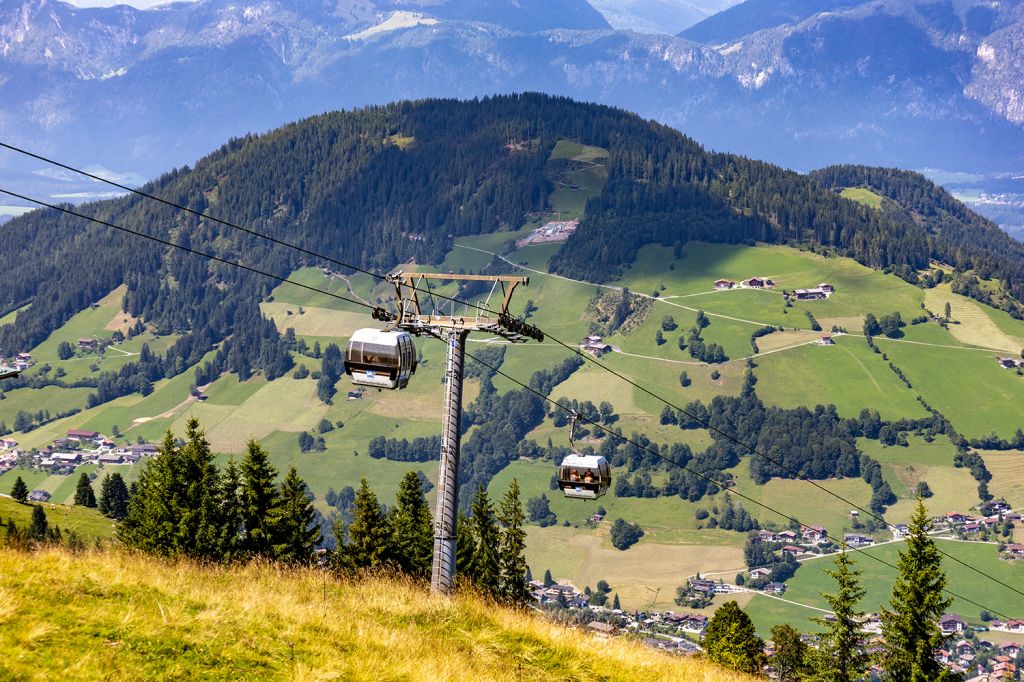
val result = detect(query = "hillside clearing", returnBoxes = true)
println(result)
[0,547,752,681]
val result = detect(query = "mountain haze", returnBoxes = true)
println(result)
[2,0,1023,204]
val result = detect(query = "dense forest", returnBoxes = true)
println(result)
[1,94,1020,406]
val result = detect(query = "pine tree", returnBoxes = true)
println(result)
[218,459,243,559]
[10,475,28,504]
[271,466,321,564]
[879,500,955,681]
[612,593,621,610]
[542,569,553,586]
[703,601,765,674]
[340,478,391,569]
[497,478,528,605]
[812,550,869,681]
[770,624,809,681]
[389,470,433,579]
[73,472,96,508]
[97,472,129,520]
[468,485,501,596]
[239,439,279,556]
[28,504,48,541]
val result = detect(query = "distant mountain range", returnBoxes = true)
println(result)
[1,0,1023,205]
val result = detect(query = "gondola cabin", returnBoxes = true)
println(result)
[345,328,417,390]
[558,454,611,499]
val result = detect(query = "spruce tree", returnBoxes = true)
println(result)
[218,459,243,560]
[239,439,280,556]
[175,418,223,559]
[389,470,433,579]
[118,420,223,559]
[455,513,476,577]
[703,601,765,674]
[10,475,28,503]
[812,550,869,681]
[770,624,809,681]
[98,474,112,516]
[73,473,96,508]
[97,472,130,520]
[468,485,501,596]
[497,478,529,605]
[879,500,955,681]
[340,478,391,569]
[28,504,48,541]
[271,466,321,564]
[612,593,621,610]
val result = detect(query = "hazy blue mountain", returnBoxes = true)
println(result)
[589,0,739,35]
[1,0,1023,210]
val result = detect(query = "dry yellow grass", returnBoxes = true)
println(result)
[924,287,1022,352]
[0,547,754,682]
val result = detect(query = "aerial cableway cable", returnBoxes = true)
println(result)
[5,144,1024,603]
[2,183,1017,621]
[0,189,385,319]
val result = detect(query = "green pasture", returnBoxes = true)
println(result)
[720,463,875,539]
[752,336,929,421]
[0,495,115,542]
[859,437,980,519]
[746,539,1024,634]
[839,187,884,209]
[0,386,94,428]
[880,338,1024,439]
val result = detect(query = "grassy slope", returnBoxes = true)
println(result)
[839,187,884,210]
[0,495,115,541]
[745,539,1024,635]
[0,547,752,682]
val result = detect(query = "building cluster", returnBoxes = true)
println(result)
[2,351,35,372]
[516,219,579,247]
[0,428,158,479]
[789,283,835,301]
[937,506,1020,550]
[580,334,611,356]
[713,277,777,290]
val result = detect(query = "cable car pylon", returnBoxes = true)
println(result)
[347,270,542,595]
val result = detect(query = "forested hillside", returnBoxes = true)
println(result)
[4,93,1021,369]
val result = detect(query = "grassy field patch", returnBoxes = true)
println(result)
[840,187,884,209]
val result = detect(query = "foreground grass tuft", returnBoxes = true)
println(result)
[0,547,752,681]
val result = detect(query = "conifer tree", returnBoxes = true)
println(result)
[497,478,529,605]
[812,550,868,681]
[239,439,279,556]
[175,418,223,559]
[455,513,476,577]
[10,475,28,504]
[468,485,501,596]
[118,420,223,559]
[879,500,954,681]
[703,601,765,674]
[98,472,129,520]
[271,466,321,564]
[389,470,433,579]
[612,593,621,610]
[28,504,48,541]
[73,472,96,508]
[218,459,243,559]
[339,478,391,569]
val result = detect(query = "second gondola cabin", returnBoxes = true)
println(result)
[558,454,611,499]
[345,328,417,390]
